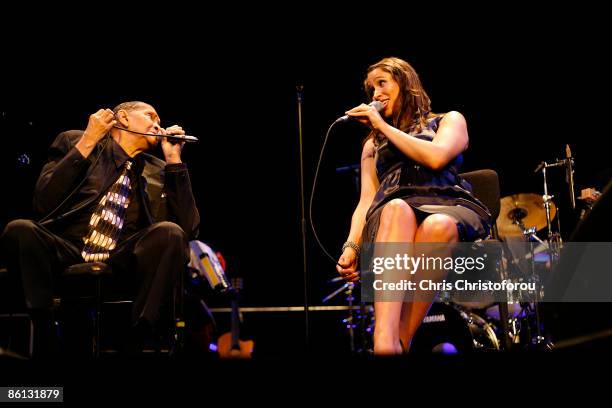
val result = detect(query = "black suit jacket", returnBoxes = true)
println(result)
[33,130,200,240]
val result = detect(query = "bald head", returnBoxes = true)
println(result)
[113,101,149,116]
[111,101,162,156]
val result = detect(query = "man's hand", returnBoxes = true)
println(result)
[161,125,185,164]
[76,109,116,157]
[580,187,602,204]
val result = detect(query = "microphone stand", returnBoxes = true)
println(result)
[296,84,310,351]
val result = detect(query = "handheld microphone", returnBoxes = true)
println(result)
[112,126,199,142]
[566,144,576,209]
[335,101,384,123]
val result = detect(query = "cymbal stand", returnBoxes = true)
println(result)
[535,160,566,267]
[322,279,357,353]
[534,159,567,243]
[342,284,356,354]
[538,161,560,239]
[530,159,568,347]
[514,221,546,345]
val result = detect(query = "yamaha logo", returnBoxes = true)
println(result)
[423,314,446,323]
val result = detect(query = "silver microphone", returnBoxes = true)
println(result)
[158,133,199,143]
[112,126,199,142]
[335,101,384,123]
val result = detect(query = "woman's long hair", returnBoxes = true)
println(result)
[364,57,436,145]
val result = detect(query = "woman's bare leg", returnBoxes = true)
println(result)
[398,214,459,351]
[373,199,417,355]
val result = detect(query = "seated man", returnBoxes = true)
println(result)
[1,101,200,357]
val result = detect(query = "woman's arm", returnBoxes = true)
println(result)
[346,139,379,245]
[337,139,379,280]
[345,104,469,171]
[379,111,468,171]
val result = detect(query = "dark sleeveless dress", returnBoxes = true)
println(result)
[362,115,492,244]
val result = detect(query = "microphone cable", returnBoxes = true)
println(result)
[309,120,346,267]
[309,102,383,267]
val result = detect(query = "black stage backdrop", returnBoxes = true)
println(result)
[1,14,609,352]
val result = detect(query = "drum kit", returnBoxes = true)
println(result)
[429,192,557,352]
[328,146,579,354]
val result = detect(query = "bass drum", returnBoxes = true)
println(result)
[410,302,500,353]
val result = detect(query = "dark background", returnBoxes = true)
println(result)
[1,10,609,352]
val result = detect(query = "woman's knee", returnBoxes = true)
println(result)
[379,199,416,228]
[416,214,459,242]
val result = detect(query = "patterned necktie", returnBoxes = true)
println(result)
[81,160,133,262]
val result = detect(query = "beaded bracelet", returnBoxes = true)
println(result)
[342,241,360,257]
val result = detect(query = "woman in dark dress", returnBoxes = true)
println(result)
[336,57,491,354]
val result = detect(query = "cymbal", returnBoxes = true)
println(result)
[497,193,556,237]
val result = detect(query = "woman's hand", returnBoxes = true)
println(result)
[345,103,386,130]
[336,247,360,283]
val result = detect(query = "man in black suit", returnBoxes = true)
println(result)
[1,101,200,357]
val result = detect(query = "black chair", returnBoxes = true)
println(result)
[458,169,513,349]
[58,262,184,358]
[0,267,33,359]
[459,169,501,237]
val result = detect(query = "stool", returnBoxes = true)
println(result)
[60,262,112,358]
[59,262,185,357]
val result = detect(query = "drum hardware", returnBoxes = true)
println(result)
[539,163,560,240]
[504,302,554,349]
[494,148,575,349]
[323,277,357,353]
[487,147,577,350]
[322,277,353,304]
[341,284,358,354]
[534,147,574,248]
[498,193,556,238]
[324,276,374,354]
[528,151,576,347]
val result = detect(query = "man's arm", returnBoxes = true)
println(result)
[33,131,93,215]
[164,164,200,240]
[33,109,116,216]
[160,125,200,239]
